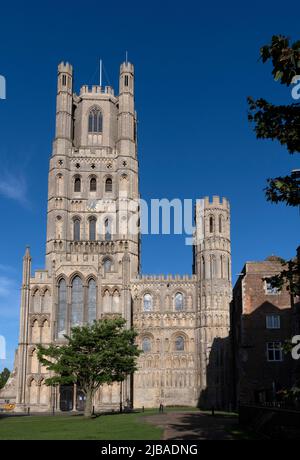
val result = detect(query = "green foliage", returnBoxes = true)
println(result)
[0,368,10,389]
[247,97,300,155]
[263,258,300,297]
[260,34,300,86]
[37,318,141,416]
[265,175,300,206]
[248,35,300,207]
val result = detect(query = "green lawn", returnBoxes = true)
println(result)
[0,407,199,440]
[0,411,163,440]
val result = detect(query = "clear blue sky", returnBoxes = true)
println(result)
[0,0,299,370]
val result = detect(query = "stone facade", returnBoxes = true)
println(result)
[0,61,232,412]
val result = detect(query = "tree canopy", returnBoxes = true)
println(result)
[248,34,300,207]
[248,35,300,298]
[37,317,141,417]
[0,368,10,390]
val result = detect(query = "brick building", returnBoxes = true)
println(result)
[231,255,295,406]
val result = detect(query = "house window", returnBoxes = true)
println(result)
[174,292,184,311]
[88,107,102,133]
[105,177,112,192]
[74,177,81,192]
[265,281,279,295]
[142,337,151,353]
[266,315,281,329]
[90,177,97,192]
[175,336,185,351]
[267,342,283,362]
[143,294,153,312]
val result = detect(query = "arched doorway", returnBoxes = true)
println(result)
[60,385,74,411]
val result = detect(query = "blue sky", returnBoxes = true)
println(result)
[0,0,299,370]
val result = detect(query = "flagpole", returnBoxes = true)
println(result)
[99,59,102,87]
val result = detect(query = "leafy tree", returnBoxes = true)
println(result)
[248,35,300,300]
[37,318,141,417]
[0,368,10,389]
[248,34,300,207]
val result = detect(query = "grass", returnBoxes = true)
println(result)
[0,407,198,440]
[0,411,163,440]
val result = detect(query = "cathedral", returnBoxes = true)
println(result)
[0,61,232,411]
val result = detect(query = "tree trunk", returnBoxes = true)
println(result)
[84,388,94,418]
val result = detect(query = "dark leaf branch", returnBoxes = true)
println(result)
[260,35,300,86]
[247,97,300,154]
[263,259,300,297]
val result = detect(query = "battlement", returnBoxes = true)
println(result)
[58,61,73,75]
[135,274,197,282]
[120,61,134,74]
[197,195,230,210]
[80,85,114,96]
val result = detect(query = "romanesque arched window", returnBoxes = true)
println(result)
[104,218,111,241]
[174,292,184,311]
[209,216,214,233]
[142,337,151,353]
[105,177,112,192]
[143,294,153,312]
[89,217,96,241]
[87,279,97,324]
[88,107,102,133]
[56,174,63,196]
[103,258,112,273]
[71,276,83,326]
[74,176,81,193]
[73,218,80,241]
[219,214,223,233]
[175,336,185,351]
[57,279,67,338]
[56,215,63,240]
[90,177,97,192]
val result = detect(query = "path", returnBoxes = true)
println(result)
[142,411,239,440]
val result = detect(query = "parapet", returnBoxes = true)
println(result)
[80,85,114,96]
[120,61,134,74]
[135,274,197,282]
[200,196,230,210]
[58,61,73,75]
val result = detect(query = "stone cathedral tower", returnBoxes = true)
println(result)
[1,61,232,412]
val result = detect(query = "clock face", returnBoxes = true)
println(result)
[87,199,97,212]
